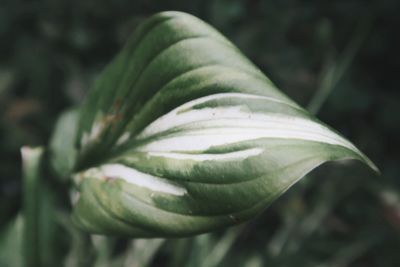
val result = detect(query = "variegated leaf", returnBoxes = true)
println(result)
[67,11,377,237]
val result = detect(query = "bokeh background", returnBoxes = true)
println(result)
[1,0,399,266]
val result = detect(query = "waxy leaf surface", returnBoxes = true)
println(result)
[68,11,377,237]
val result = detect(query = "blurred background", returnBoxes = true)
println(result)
[0,0,399,266]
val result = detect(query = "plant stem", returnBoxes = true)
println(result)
[21,146,45,267]
[307,17,372,115]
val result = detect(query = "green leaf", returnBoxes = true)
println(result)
[49,108,79,178]
[69,11,378,237]
[21,146,44,266]
[0,215,23,267]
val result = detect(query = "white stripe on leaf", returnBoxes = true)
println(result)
[80,164,187,196]
[135,94,357,153]
[147,148,264,161]
[138,93,300,138]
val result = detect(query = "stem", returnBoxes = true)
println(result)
[200,226,243,267]
[21,146,45,267]
[307,17,372,115]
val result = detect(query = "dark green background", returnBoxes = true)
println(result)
[1,0,399,266]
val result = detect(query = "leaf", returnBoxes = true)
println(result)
[21,146,44,266]
[69,11,378,237]
[0,215,23,267]
[49,108,79,178]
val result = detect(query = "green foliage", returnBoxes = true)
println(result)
[49,109,79,179]
[54,11,376,237]
[1,0,399,266]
